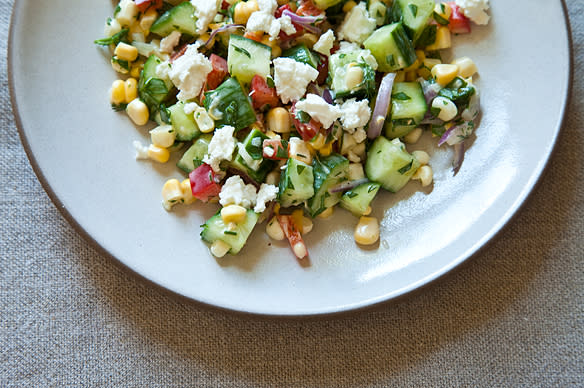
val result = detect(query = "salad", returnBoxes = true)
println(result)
[96,0,490,259]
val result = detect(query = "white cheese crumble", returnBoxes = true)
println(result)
[133,140,149,160]
[192,0,221,34]
[155,60,172,80]
[313,29,335,56]
[254,183,278,213]
[203,125,236,172]
[168,44,212,101]
[455,0,490,25]
[337,3,376,45]
[257,0,278,14]
[246,12,296,40]
[160,30,181,53]
[339,98,371,133]
[352,128,367,144]
[272,57,319,104]
[219,176,257,208]
[278,15,297,36]
[183,102,199,115]
[295,94,341,129]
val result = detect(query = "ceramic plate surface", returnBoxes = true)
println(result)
[10,1,571,315]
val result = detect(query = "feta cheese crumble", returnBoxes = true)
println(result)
[455,0,490,25]
[313,29,335,56]
[337,42,378,70]
[133,140,149,159]
[254,183,278,213]
[272,58,319,104]
[168,44,212,101]
[337,3,376,45]
[246,12,296,40]
[203,125,236,172]
[339,98,372,132]
[192,0,221,34]
[295,94,341,129]
[160,31,181,53]
[219,175,257,208]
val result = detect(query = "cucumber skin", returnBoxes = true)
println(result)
[365,137,420,193]
[138,55,174,114]
[307,154,349,217]
[176,134,213,173]
[278,159,315,208]
[150,2,198,37]
[340,182,381,216]
[282,44,319,69]
[391,0,435,45]
[385,82,428,139]
[363,22,417,72]
[200,210,259,254]
[227,34,272,85]
[168,102,201,142]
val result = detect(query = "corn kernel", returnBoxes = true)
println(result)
[295,33,318,49]
[405,70,418,82]
[434,2,452,21]
[432,96,458,121]
[260,36,282,58]
[193,106,215,133]
[310,133,326,150]
[110,80,126,105]
[221,205,247,224]
[425,26,451,51]
[233,0,259,25]
[412,165,433,187]
[126,99,149,126]
[415,49,426,62]
[362,206,372,216]
[343,0,357,12]
[345,65,364,90]
[266,107,291,133]
[302,216,313,234]
[394,71,406,82]
[348,163,365,180]
[412,150,430,165]
[140,8,158,32]
[210,240,231,258]
[319,142,333,156]
[289,137,312,164]
[161,178,183,211]
[266,216,285,240]
[130,61,143,78]
[114,42,139,62]
[451,57,478,78]
[354,216,379,245]
[404,58,420,73]
[181,179,196,205]
[150,125,176,148]
[147,144,170,163]
[318,206,334,219]
[404,127,423,144]
[124,78,138,103]
[431,64,459,86]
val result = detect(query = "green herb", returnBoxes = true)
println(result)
[233,45,251,58]
[346,191,358,199]
[398,160,414,175]
[114,5,121,16]
[392,92,411,101]
[94,29,129,46]
[367,185,376,193]
[112,57,130,71]
[430,106,441,117]
[266,76,275,88]
[295,110,311,124]
[408,4,418,17]
[224,231,238,236]
[288,180,295,190]
[111,103,127,112]
[296,153,307,158]
[433,11,450,25]
[386,54,396,67]
[159,105,171,124]
[296,165,306,175]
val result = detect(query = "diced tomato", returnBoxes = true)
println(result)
[290,104,322,141]
[277,215,309,259]
[275,4,304,40]
[447,2,471,34]
[170,44,188,62]
[206,54,228,91]
[250,75,279,111]
[262,138,290,160]
[243,31,264,42]
[316,55,328,85]
[221,0,230,9]
[189,164,221,202]
[274,4,292,18]
[296,0,323,16]
[134,0,163,12]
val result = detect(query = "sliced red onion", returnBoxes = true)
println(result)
[452,141,466,175]
[439,121,475,146]
[282,10,324,34]
[322,88,333,104]
[420,111,443,125]
[328,178,369,193]
[419,78,442,105]
[367,73,396,139]
[202,24,245,48]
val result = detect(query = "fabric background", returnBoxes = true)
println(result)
[1,1,582,386]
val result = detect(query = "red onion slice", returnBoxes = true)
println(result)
[419,78,442,105]
[452,141,466,175]
[282,10,324,34]
[328,178,369,193]
[367,73,396,139]
[202,24,245,48]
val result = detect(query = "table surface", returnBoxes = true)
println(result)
[2,1,582,386]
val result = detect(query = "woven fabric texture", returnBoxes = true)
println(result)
[1,1,582,386]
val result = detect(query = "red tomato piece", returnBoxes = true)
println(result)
[316,55,328,85]
[189,164,221,202]
[206,54,228,91]
[135,0,163,12]
[447,2,471,34]
[277,215,309,259]
[275,4,304,40]
[296,0,323,16]
[250,75,279,111]
[290,104,322,141]
[262,138,289,160]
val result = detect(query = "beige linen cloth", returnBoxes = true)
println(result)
[1,1,582,386]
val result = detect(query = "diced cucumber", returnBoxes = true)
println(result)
[390,0,434,45]
[278,158,315,208]
[229,129,275,182]
[200,209,259,254]
[203,77,256,132]
[314,0,342,10]
[282,44,320,69]
[138,55,175,115]
[176,134,212,173]
[385,81,427,139]
[329,48,376,99]
[307,154,349,217]
[363,22,417,72]
[340,182,381,216]
[227,34,271,85]
[365,137,420,193]
[150,2,198,37]
[168,101,201,141]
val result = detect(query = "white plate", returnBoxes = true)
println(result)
[9,1,571,316]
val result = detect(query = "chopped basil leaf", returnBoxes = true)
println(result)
[224,230,238,236]
[295,110,311,124]
[409,4,418,17]
[94,29,129,46]
[398,160,414,175]
[233,45,251,58]
[392,92,411,101]
[111,103,127,112]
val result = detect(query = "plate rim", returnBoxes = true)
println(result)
[7,0,575,318]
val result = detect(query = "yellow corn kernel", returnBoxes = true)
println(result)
[233,0,259,25]
[309,133,326,150]
[343,0,357,12]
[434,2,452,21]
[412,150,430,165]
[425,26,451,51]
[110,80,126,105]
[345,65,364,90]
[260,36,282,58]
[150,125,176,148]
[362,206,372,216]
[181,179,196,205]
[140,8,158,33]
[147,144,170,163]
[417,58,442,78]
[404,127,423,144]
[394,71,406,82]
[221,205,247,224]
[130,61,143,78]
[319,142,333,156]
[193,106,215,133]
[161,179,183,211]
[404,58,420,73]
[114,42,139,62]
[295,33,318,49]
[415,49,426,62]
[210,240,231,258]
[111,57,130,74]
[291,209,304,234]
[405,70,418,82]
[289,138,312,164]
[451,57,478,78]
[266,107,291,133]
[354,216,379,245]
[301,216,313,234]
[266,216,285,240]
[124,78,138,103]
[197,33,213,49]
[412,165,433,187]
[318,206,334,219]
[126,99,149,126]
[431,63,459,86]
